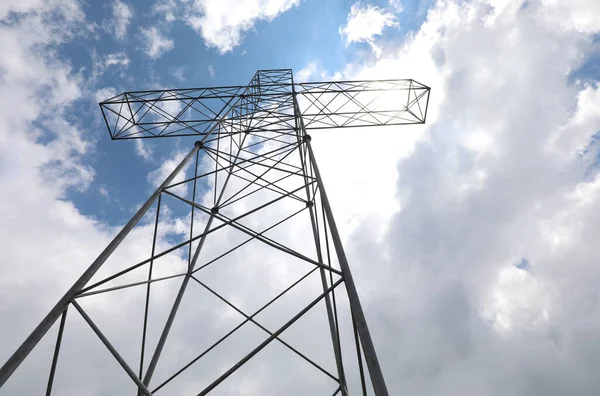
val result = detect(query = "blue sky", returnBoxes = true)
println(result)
[3,0,600,395]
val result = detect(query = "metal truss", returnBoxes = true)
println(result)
[99,69,429,140]
[0,69,430,395]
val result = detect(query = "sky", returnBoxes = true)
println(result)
[1,0,600,395]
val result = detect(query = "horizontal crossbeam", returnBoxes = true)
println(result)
[99,69,430,140]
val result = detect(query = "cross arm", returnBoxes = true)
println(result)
[98,69,430,140]
[99,85,253,140]
[99,69,297,140]
[295,79,430,130]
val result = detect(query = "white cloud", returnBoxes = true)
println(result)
[537,0,600,33]
[140,26,174,59]
[134,139,154,161]
[0,4,199,393]
[153,0,178,23]
[339,2,398,47]
[389,0,403,13]
[98,185,109,199]
[0,2,120,393]
[296,60,341,82]
[296,61,318,81]
[183,0,300,53]
[208,64,215,78]
[170,65,187,81]
[90,52,130,83]
[150,0,300,53]
[112,0,133,40]
[95,86,116,103]
[104,51,129,67]
[147,150,190,197]
[312,0,600,394]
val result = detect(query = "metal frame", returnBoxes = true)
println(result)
[0,69,430,395]
[99,70,429,140]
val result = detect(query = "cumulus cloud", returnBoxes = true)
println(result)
[188,0,300,53]
[134,139,153,161]
[95,86,116,104]
[154,0,300,53]
[147,150,190,197]
[140,26,174,59]
[0,3,195,392]
[296,61,318,81]
[314,0,600,394]
[0,2,116,393]
[170,65,187,81]
[339,2,398,48]
[296,61,343,83]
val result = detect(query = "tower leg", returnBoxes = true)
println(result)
[304,140,390,396]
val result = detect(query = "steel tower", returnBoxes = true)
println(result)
[0,69,429,395]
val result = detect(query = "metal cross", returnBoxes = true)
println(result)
[0,69,430,395]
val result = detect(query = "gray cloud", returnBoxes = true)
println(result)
[338,1,600,395]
